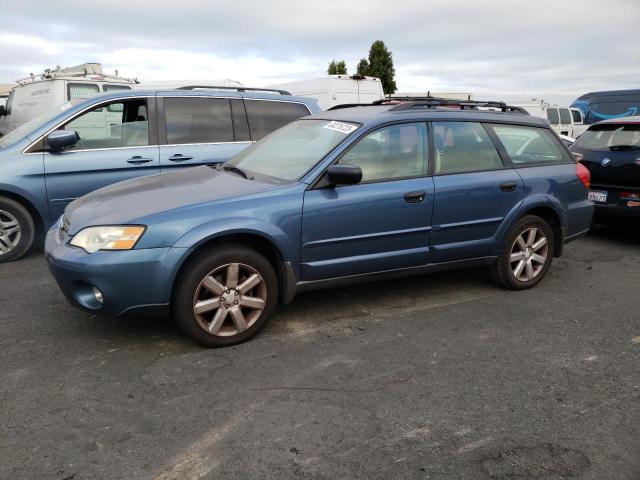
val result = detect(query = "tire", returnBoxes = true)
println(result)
[172,244,279,347]
[0,197,35,263]
[491,215,555,290]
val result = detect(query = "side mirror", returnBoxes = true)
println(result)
[326,164,363,186]
[46,130,79,152]
[0,105,6,116]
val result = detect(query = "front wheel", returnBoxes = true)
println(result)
[0,197,35,263]
[172,245,279,347]
[491,215,555,290]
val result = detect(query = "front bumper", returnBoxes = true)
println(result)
[45,227,189,316]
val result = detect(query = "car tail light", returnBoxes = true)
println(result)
[576,162,590,189]
[620,191,640,199]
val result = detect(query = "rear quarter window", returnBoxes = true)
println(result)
[244,100,311,140]
[490,125,569,165]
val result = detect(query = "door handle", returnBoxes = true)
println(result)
[168,154,193,162]
[500,181,518,192]
[127,156,154,165]
[404,190,426,203]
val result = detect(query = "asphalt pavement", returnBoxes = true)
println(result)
[1,226,639,480]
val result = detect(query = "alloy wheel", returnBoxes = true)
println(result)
[0,210,21,256]
[509,227,549,282]
[192,263,267,337]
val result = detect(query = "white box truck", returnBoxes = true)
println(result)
[0,63,138,136]
[267,75,384,110]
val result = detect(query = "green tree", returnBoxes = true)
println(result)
[362,40,397,95]
[327,60,347,75]
[356,58,369,76]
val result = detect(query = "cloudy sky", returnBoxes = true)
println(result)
[2,0,639,104]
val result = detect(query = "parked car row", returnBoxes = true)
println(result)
[3,83,638,348]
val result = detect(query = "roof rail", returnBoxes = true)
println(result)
[176,85,292,95]
[388,98,528,114]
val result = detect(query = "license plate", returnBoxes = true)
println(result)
[588,190,608,203]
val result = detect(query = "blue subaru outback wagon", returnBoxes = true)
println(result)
[0,86,318,262]
[45,99,594,347]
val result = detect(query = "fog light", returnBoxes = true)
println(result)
[92,286,104,304]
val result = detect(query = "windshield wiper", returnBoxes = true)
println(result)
[609,145,640,151]
[221,164,254,180]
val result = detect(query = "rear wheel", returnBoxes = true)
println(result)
[491,215,555,290]
[172,245,278,347]
[0,197,35,263]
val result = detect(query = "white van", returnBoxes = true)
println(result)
[0,63,137,136]
[511,100,586,138]
[267,75,384,110]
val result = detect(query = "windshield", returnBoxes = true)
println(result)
[574,123,640,151]
[0,102,75,148]
[225,119,360,182]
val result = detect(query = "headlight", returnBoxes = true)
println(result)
[70,226,145,253]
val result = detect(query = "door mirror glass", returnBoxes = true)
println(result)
[327,164,362,185]
[47,130,80,151]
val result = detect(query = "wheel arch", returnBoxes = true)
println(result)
[0,189,46,236]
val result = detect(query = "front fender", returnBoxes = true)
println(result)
[172,216,299,274]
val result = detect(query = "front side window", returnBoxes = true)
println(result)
[491,125,566,165]
[433,122,502,174]
[547,108,559,125]
[164,97,233,145]
[338,123,427,182]
[226,119,358,182]
[62,99,149,150]
[559,108,572,124]
[67,83,100,101]
[244,100,311,140]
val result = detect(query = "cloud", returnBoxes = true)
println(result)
[2,0,639,104]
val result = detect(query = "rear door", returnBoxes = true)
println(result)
[158,97,251,170]
[42,96,160,221]
[430,121,524,263]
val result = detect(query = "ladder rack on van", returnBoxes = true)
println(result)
[16,63,138,86]
[177,86,292,96]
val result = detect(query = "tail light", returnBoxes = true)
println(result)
[576,162,590,189]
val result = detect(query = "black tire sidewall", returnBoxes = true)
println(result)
[172,245,279,347]
[0,197,35,263]
[496,215,555,290]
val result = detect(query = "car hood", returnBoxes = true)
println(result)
[65,166,280,232]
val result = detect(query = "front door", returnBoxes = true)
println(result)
[43,97,160,222]
[301,122,434,281]
[430,121,524,263]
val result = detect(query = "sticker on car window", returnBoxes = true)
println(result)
[324,121,358,135]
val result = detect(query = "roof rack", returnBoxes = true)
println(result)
[176,85,291,95]
[388,98,528,114]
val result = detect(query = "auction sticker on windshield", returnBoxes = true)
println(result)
[324,121,358,134]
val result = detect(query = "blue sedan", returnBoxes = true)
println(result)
[45,101,594,346]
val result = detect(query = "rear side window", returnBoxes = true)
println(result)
[491,125,566,165]
[67,83,100,100]
[103,84,132,93]
[559,108,572,124]
[571,110,583,123]
[164,98,233,144]
[433,122,503,174]
[244,100,310,140]
[547,108,559,125]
